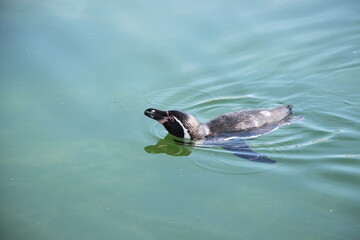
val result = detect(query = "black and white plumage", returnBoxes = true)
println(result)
[144,105,295,163]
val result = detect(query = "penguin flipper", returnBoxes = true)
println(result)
[222,141,276,164]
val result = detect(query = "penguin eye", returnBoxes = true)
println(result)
[169,116,175,122]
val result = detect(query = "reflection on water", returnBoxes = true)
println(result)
[144,134,191,157]
[144,134,278,174]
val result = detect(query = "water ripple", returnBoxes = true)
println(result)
[144,87,215,110]
[145,87,306,174]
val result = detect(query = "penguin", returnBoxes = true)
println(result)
[144,105,295,163]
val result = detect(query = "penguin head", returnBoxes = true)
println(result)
[144,108,198,139]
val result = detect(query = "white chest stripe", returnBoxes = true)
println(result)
[172,116,191,139]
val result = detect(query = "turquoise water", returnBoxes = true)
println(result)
[1,0,360,239]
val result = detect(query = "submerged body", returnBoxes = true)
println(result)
[144,105,296,163]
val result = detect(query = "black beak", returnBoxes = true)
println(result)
[144,108,168,121]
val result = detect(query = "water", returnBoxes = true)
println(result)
[1,0,360,239]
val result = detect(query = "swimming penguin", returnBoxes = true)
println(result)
[144,105,295,163]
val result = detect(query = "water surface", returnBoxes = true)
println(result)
[1,0,360,239]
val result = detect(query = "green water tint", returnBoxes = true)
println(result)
[1,0,360,239]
